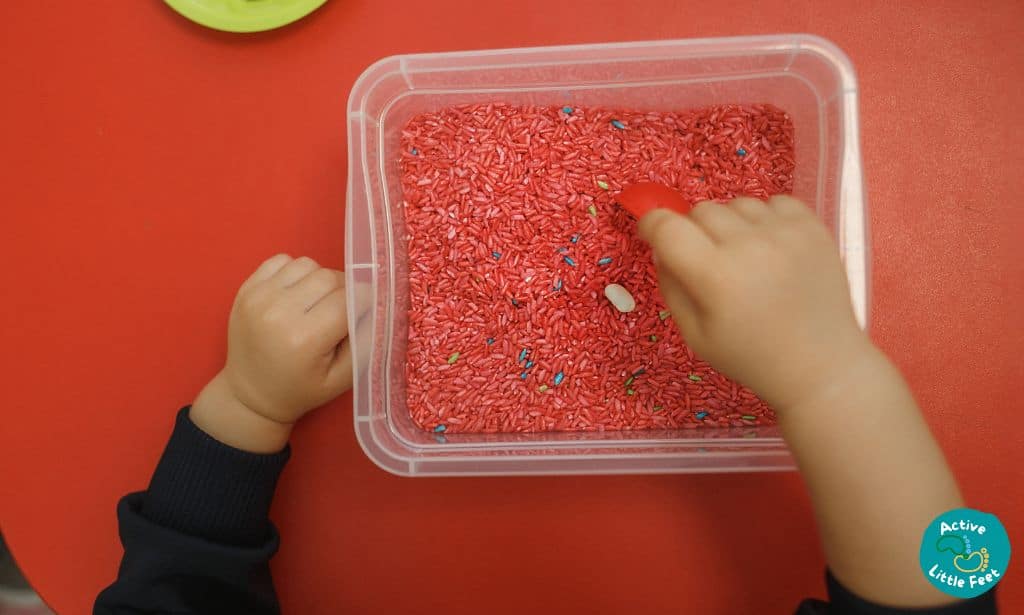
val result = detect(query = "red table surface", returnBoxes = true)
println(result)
[1,2,1022,614]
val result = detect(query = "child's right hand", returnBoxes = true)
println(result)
[638,196,872,411]
[643,197,968,608]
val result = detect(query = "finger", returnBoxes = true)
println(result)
[287,268,342,312]
[240,254,292,292]
[654,264,700,335]
[637,209,717,289]
[767,195,812,219]
[271,256,321,288]
[305,270,348,313]
[329,282,375,395]
[307,287,349,344]
[729,197,771,224]
[310,278,377,339]
[345,279,376,323]
[689,200,751,242]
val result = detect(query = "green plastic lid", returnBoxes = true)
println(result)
[165,0,328,33]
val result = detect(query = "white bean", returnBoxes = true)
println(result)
[604,284,636,313]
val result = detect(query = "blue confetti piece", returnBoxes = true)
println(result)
[553,371,565,386]
[518,348,529,363]
[570,234,580,244]
[562,106,573,114]
[510,297,519,307]
[611,119,626,130]
[695,412,708,420]
[736,147,747,156]
[434,434,447,443]
[486,337,495,345]
[492,251,502,259]
[597,257,613,266]
[553,279,563,291]
[434,424,447,432]
[563,256,577,267]
[525,360,535,369]
[520,371,529,380]
[410,147,419,155]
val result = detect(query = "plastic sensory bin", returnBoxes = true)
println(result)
[345,35,868,476]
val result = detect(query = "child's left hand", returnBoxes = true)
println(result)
[190,254,352,453]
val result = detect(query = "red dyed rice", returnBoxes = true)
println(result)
[400,103,795,433]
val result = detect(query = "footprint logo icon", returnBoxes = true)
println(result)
[936,534,967,556]
[935,535,990,573]
[953,548,990,574]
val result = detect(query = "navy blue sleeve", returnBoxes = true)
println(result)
[795,570,997,614]
[94,407,290,615]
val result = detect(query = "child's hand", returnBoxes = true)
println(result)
[642,197,966,607]
[638,196,871,411]
[191,255,352,453]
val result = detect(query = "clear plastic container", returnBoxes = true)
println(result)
[346,34,868,476]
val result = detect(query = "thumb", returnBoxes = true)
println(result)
[324,342,354,397]
[321,281,375,397]
[654,262,700,338]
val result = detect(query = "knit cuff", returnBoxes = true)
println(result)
[826,569,997,615]
[141,407,290,547]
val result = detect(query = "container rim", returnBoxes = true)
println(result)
[348,34,858,117]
